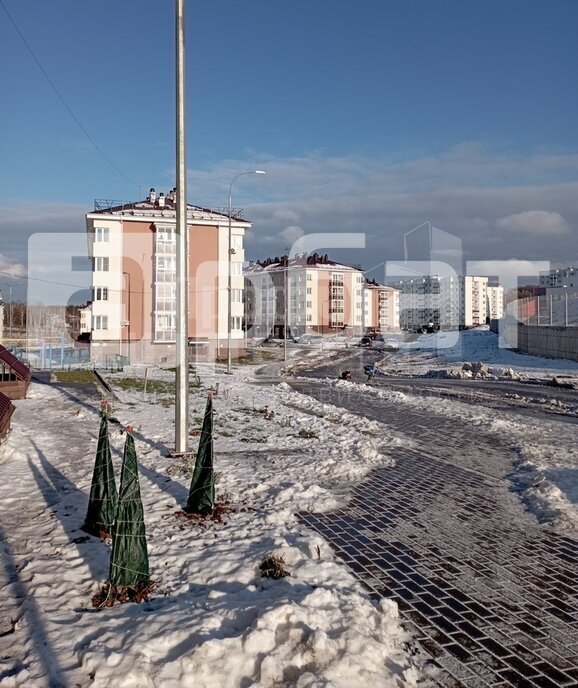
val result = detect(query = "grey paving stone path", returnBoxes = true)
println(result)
[290,379,578,688]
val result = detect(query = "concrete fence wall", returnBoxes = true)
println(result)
[497,316,578,362]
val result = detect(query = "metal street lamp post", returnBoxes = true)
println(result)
[227,170,266,374]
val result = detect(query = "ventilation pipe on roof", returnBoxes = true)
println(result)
[149,188,157,204]
[158,192,165,208]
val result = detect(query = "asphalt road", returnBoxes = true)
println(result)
[298,349,578,424]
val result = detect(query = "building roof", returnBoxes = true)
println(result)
[245,252,362,274]
[89,188,249,224]
[364,278,399,291]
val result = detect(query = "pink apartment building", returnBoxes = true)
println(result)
[85,188,251,364]
[245,253,365,338]
[244,254,399,338]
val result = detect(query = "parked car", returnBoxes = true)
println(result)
[358,336,373,348]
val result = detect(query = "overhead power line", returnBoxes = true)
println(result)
[0,0,140,190]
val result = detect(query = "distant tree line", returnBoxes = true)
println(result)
[3,302,83,338]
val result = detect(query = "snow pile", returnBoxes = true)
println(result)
[425,362,526,381]
[512,460,578,530]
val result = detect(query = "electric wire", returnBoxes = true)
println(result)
[0,0,140,190]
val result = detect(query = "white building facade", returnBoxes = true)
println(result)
[539,266,577,290]
[391,275,503,330]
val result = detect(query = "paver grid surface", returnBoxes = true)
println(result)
[291,380,578,688]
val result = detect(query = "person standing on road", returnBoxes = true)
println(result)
[364,364,376,382]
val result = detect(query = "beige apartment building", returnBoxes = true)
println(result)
[244,254,400,338]
[363,280,400,333]
[245,253,366,338]
[85,188,251,364]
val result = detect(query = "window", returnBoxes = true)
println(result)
[156,255,176,271]
[306,287,312,294]
[93,315,108,330]
[231,316,243,330]
[306,300,312,309]
[157,227,175,243]
[307,314,312,322]
[93,257,109,272]
[306,274,312,281]
[95,227,109,242]
[231,261,243,276]
[231,235,243,250]
[231,289,243,303]
[155,314,176,330]
[93,287,108,301]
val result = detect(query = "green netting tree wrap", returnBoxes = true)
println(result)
[185,394,215,515]
[82,416,118,537]
[109,430,150,588]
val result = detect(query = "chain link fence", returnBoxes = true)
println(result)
[510,292,578,327]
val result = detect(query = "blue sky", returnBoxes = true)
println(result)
[1,0,577,299]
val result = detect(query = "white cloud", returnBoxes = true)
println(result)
[495,210,569,236]
[278,225,304,245]
[0,254,26,279]
[2,146,578,283]
[467,259,551,290]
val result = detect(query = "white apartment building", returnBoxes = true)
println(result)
[487,285,505,321]
[245,253,365,338]
[85,188,251,364]
[391,275,441,331]
[391,275,503,330]
[79,304,92,335]
[539,266,577,289]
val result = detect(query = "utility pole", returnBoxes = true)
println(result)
[175,0,189,453]
[284,250,289,363]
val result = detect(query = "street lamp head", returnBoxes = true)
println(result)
[254,170,266,175]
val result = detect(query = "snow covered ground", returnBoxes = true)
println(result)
[386,326,578,383]
[314,375,578,532]
[295,327,578,532]
[384,326,578,388]
[280,328,578,532]
[0,366,420,688]
[1,332,576,687]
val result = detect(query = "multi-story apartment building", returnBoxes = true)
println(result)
[486,284,505,321]
[245,253,365,338]
[539,266,577,289]
[391,275,504,331]
[363,280,400,333]
[85,187,251,364]
[389,275,442,331]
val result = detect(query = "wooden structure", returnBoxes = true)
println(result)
[0,391,15,439]
[0,345,31,399]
